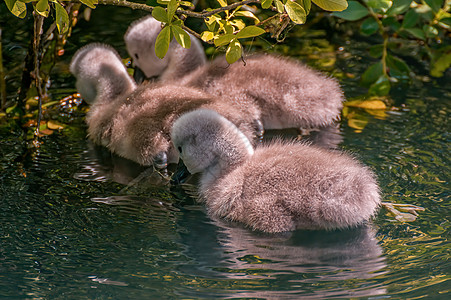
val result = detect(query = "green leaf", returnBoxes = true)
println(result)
[386,54,410,80]
[369,75,391,96]
[345,99,386,110]
[369,44,383,58]
[234,10,260,23]
[285,1,307,24]
[79,0,98,9]
[217,0,227,7]
[54,2,70,34]
[214,34,235,47]
[225,39,242,64]
[178,1,194,7]
[423,24,438,38]
[403,27,425,40]
[332,1,368,21]
[200,31,215,42]
[430,46,451,77]
[152,6,169,23]
[236,26,266,39]
[35,0,50,17]
[361,61,383,87]
[167,0,178,21]
[4,0,27,18]
[402,9,419,28]
[312,0,348,11]
[301,0,312,13]
[5,103,18,114]
[360,17,379,35]
[171,25,191,49]
[382,16,401,31]
[365,0,392,13]
[424,0,443,13]
[439,17,451,27]
[205,14,221,32]
[275,0,284,13]
[230,19,246,30]
[172,19,183,26]
[386,0,411,16]
[261,0,272,9]
[223,23,234,34]
[155,26,172,59]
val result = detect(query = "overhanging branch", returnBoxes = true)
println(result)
[97,0,261,19]
[97,0,153,12]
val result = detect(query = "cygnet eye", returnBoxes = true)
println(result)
[178,146,182,153]
[134,53,139,59]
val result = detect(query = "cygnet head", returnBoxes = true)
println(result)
[70,43,135,104]
[171,109,254,179]
[124,16,206,82]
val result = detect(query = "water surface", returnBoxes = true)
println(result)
[0,5,449,299]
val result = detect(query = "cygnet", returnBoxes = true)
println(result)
[70,43,136,146]
[125,17,344,130]
[109,84,258,167]
[181,55,344,130]
[124,15,206,82]
[70,44,258,168]
[171,109,381,233]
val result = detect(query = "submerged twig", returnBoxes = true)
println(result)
[382,202,425,223]
[119,166,170,194]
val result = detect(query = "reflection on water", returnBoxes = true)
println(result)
[1,5,449,299]
[178,209,387,298]
[74,141,176,189]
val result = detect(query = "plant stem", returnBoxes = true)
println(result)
[181,24,212,44]
[97,0,153,12]
[0,29,6,111]
[97,0,261,19]
[381,34,388,76]
[33,12,44,138]
[181,0,260,19]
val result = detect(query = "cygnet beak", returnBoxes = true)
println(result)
[171,159,191,185]
[133,65,161,85]
[133,66,147,84]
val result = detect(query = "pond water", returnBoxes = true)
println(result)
[1,5,450,299]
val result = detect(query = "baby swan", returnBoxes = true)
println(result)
[124,15,206,82]
[171,109,381,233]
[70,43,136,146]
[71,44,258,168]
[125,16,344,129]
[108,84,258,167]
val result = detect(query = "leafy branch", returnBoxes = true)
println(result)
[5,0,349,64]
[3,0,351,136]
[333,0,451,96]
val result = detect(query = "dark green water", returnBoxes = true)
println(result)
[1,5,450,299]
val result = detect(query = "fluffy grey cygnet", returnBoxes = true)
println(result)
[182,55,344,130]
[70,43,136,146]
[171,109,381,233]
[124,17,344,129]
[124,15,206,81]
[70,43,258,167]
[109,84,258,166]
